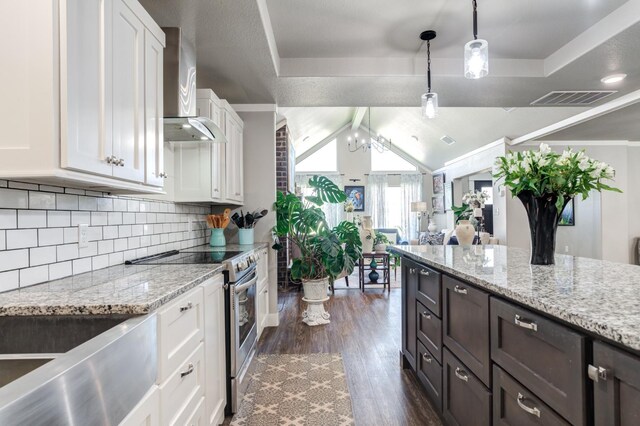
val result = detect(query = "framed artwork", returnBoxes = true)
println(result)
[444,181,453,212]
[432,173,445,194]
[344,186,365,212]
[558,198,575,226]
[432,195,444,214]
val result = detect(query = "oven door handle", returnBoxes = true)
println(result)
[234,274,258,293]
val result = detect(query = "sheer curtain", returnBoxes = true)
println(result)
[400,173,423,240]
[367,174,388,228]
[295,173,343,228]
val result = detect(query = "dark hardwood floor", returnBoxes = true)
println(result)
[257,288,442,426]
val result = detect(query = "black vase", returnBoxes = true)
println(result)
[517,190,570,265]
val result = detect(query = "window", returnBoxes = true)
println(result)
[295,139,337,172]
[371,149,417,172]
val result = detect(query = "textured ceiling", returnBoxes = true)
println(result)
[266,0,626,59]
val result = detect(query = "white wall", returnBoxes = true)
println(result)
[236,110,278,317]
[627,146,640,262]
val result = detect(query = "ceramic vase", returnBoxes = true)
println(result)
[427,221,437,233]
[210,229,226,247]
[360,229,374,253]
[374,243,387,253]
[455,220,475,247]
[301,278,330,326]
[368,258,379,282]
[517,190,569,265]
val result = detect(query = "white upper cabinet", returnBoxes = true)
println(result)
[0,0,165,193]
[223,102,244,204]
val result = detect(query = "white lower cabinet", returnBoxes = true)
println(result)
[119,386,160,426]
[256,249,269,338]
[202,275,227,425]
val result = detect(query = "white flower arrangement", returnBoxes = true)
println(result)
[494,143,620,209]
[462,189,490,207]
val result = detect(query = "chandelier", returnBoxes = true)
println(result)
[420,30,438,119]
[347,108,391,153]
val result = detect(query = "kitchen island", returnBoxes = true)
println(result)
[390,244,640,426]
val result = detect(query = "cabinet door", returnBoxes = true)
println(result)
[592,341,640,425]
[143,30,164,187]
[60,0,113,176]
[401,258,418,369]
[224,114,243,203]
[196,98,224,201]
[233,123,244,201]
[257,285,268,338]
[119,385,160,426]
[202,277,226,426]
[110,0,145,182]
[443,348,491,426]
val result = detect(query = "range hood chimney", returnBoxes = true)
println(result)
[162,27,227,144]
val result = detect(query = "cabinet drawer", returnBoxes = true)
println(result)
[417,340,442,413]
[160,343,205,426]
[119,385,160,426]
[443,275,490,386]
[443,348,491,426]
[417,300,442,363]
[493,365,570,426]
[184,396,206,426]
[592,341,640,426]
[416,265,441,317]
[157,286,205,383]
[490,298,586,425]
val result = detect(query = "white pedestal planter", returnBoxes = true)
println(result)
[301,278,330,326]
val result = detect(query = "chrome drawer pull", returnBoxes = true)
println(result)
[419,270,430,276]
[453,285,467,295]
[422,353,432,364]
[179,302,193,312]
[587,364,608,382]
[180,363,194,378]
[454,367,469,382]
[514,314,538,331]
[421,311,431,320]
[517,393,541,418]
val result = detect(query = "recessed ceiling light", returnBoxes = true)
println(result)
[601,73,626,84]
[200,136,209,141]
[411,135,419,142]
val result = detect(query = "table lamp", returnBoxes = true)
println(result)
[410,201,429,235]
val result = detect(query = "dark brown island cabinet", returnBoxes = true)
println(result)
[400,255,640,426]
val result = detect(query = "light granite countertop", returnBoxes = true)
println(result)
[390,245,640,352]
[0,263,225,316]
[181,242,270,253]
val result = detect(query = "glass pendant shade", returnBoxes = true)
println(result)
[421,92,438,119]
[464,39,489,79]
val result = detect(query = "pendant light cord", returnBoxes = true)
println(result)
[472,0,478,40]
[426,40,432,93]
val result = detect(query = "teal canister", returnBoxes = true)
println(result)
[210,229,226,247]
[238,228,254,245]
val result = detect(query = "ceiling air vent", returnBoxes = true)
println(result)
[530,90,616,106]
[440,135,456,145]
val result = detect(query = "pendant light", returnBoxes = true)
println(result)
[464,0,488,79]
[420,30,438,119]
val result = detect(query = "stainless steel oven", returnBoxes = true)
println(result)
[226,264,258,413]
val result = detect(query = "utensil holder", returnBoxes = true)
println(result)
[210,229,226,247]
[238,228,254,245]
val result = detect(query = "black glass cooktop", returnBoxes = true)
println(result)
[125,250,242,265]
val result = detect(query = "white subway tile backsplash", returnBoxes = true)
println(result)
[39,228,64,246]
[0,270,19,292]
[56,194,79,210]
[6,229,38,249]
[48,211,71,227]
[71,211,91,226]
[29,192,56,210]
[49,262,72,280]
[19,265,49,286]
[18,210,47,228]
[0,180,209,289]
[57,244,79,262]
[0,188,28,209]
[30,246,57,266]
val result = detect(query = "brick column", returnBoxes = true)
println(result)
[275,125,290,289]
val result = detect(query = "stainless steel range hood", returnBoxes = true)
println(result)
[162,27,227,144]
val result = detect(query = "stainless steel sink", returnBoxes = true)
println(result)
[0,314,158,425]
[0,314,134,388]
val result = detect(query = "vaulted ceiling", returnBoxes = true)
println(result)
[139,0,640,167]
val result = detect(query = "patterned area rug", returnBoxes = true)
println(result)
[230,354,355,426]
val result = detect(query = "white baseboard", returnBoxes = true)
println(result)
[265,312,280,327]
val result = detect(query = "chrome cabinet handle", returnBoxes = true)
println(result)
[421,311,431,320]
[409,268,417,274]
[180,363,194,378]
[514,314,538,332]
[422,353,432,364]
[106,155,118,164]
[214,188,219,192]
[419,270,430,276]
[454,367,469,382]
[119,158,125,167]
[159,172,167,178]
[516,393,541,418]
[179,302,193,312]
[587,364,608,382]
[453,285,467,295]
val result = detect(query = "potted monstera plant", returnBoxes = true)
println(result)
[272,175,362,325]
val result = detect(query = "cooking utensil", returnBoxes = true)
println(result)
[245,212,254,228]
[237,210,245,229]
[222,208,231,228]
